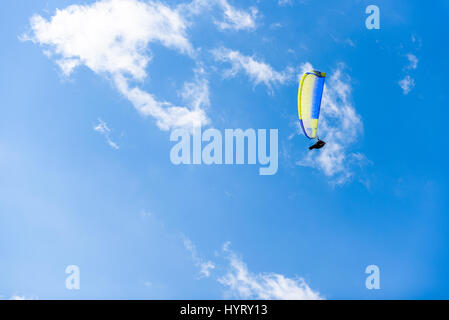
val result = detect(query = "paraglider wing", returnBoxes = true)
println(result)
[297,70,326,139]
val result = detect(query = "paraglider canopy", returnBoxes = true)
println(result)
[297,70,326,150]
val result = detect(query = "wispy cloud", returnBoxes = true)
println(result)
[180,67,210,111]
[9,295,37,300]
[398,75,415,95]
[215,0,258,31]
[23,0,208,130]
[218,242,322,300]
[181,238,321,299]
[181,0,257,31]
[398,53,418,95]
[411,34,422,47]
[211,47,293,91]
[296,63,367,185]
[331,35,356,48]
[278,0,293,6]
[94,118,119,150]
[182,235,215,279]
[406,53,418,70]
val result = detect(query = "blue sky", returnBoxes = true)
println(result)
[1,0,449,300]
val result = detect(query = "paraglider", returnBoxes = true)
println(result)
[297,70,326,150]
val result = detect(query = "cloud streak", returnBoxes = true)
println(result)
[398,75,415,95]
[23,0,208,130]
[181,0,257,31]
[406,53,418,70]
[211,47,293,91]
[93,118,119,150]
[181,238,321,299]
[215,0,258,31]
[219,243,322,300]
[398,53,418,95]
[183,236,215,279]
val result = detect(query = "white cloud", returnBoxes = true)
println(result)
[181,238,321,299]
[140,210,152,219]
[211,47,293,90]
[331,35,356,48]
[406,53,418,70]
[296,63,366,184]
[398,75,415,95]
[180,0,257,31]
[24,0,208,130]
[9,295,37,300]
[278,0,293,6]
[183,236,215,278]
[269,22,283,30]
[27,0,193,79]
[397,53,418,95]
[180,67,210,111]
[219,242,322,300]
[411,34,422,47]
[94,118,119,150]
[114,74,208,130]
[215,0,257,31]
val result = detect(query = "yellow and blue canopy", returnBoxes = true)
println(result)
[298,70,326,139]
